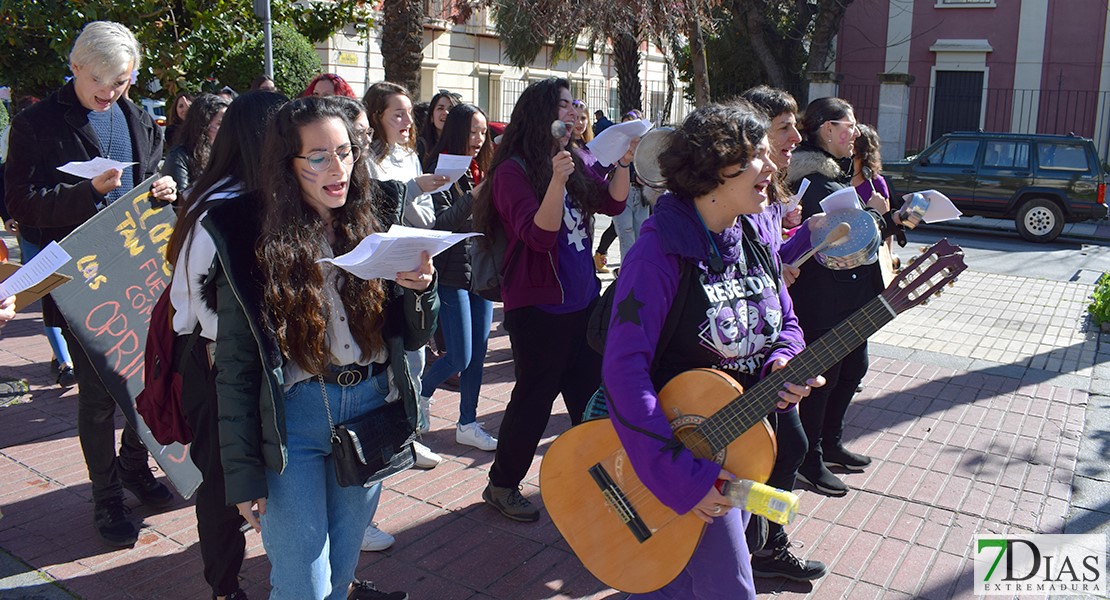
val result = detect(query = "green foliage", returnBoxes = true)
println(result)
[0,1,370,99]
[0,100,7,133]
[218,22,320,98]
[1089,273,1110,326]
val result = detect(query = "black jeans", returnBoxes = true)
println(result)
[178,335,246,596]
[798,331,869,475]
[63,329,150,505]
[488,304,601,488]
[749,408,808,551]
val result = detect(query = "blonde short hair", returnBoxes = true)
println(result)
[69,21,141,75]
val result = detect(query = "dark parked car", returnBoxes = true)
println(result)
[883,132,1108,242]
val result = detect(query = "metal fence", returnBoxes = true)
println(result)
[494,77,695,126]
[839,84,1110,159]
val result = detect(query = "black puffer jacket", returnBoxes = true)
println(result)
[429,174,476,289]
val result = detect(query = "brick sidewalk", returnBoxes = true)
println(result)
[0,260,1100,599]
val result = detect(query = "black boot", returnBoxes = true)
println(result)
[823,444,871,472]
[751,541,828,581]
[796,463,848,497]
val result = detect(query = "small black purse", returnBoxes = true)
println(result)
[319,376,416,487]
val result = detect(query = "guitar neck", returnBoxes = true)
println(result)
[701,294,899,452]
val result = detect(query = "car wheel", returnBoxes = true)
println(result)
[1015,198,1064,242]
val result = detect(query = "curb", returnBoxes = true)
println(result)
[918,217,1110,245]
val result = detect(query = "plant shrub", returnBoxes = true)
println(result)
[218,22,320,98]
[1089,273,1110,327]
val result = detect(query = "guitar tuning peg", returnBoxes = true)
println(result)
[947,281,956,288]
[920,299,929,305]
[919,246,928,253]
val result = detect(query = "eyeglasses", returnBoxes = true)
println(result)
[829,120,860,133]
[295,144,361,172]
[572,99,586,108]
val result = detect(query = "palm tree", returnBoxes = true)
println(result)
[380,0,425,97]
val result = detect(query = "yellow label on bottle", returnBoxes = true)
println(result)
[743,481,799,525]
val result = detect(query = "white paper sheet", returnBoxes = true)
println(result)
[0,241,72,298]
[901,189,963,223]
[430,153,473,193]
[819,186,862,213]
[319,225,480,281]
[586,119,654,167]
[785,178,811,213]
[57,157,137,179]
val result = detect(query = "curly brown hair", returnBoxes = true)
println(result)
[256,96,388,375]
[854,123,883,180]
[658,101,769,200]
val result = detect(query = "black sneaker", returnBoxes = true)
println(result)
[347,580,408,600]
[483,483,540,522]
[751,544,828,581]
[93,497,139,547]
[823,444,871,472]
[50,358,60,373]
[796,465,848,497]
[214,590,249,600]
[120,464,175,508]
[56,366,75,387]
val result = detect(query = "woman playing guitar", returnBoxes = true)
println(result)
[600,102,824,598]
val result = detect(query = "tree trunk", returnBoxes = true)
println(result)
[686,8,710,107]
[380,0,425,99]
[807,0,853,77]
[731,0,786,89]
[613,30,642,115]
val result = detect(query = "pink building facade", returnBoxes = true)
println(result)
[821,0,1110,161]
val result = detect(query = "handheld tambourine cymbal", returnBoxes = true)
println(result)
[633,127,675,189]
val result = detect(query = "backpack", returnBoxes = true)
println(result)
[467,156,525,302]
[135,281,202,445]
[586,259,695,356]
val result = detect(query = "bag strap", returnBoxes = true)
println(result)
[607,259,697,449]
[317,375,340,442]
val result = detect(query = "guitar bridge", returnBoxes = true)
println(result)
[588,463,652,543]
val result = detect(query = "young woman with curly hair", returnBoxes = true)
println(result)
[160,93,229,191]
[206,96,435,600]
[471,77,636,522]
[601,101,820,599]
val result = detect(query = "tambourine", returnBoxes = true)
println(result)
[632,127,675,189]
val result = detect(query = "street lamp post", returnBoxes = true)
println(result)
[253,0,274,79]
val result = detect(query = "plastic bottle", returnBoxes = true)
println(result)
[714,479,799,525]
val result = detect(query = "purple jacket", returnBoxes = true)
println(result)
[491,158,625,311]
[601,194,805,514]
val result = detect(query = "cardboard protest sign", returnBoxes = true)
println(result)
[51,175,202,498]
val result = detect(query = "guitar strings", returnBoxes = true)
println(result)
[592,257,953,516]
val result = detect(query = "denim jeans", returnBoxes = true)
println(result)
[260,371,389,600]
[19,237,72,366]
[613,186,651,262]
[420,285,493,425]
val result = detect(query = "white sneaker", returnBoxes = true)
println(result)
[412,441,442,469]
[417,396,431,434]
[456,421,498,451]
[360,523,395,551]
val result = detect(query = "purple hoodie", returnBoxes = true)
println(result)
[601,193,806,515]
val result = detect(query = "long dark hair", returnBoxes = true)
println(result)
[473,77,600,243]
[172,93,230,174]
[166,91,193,128]
[257,96,387,374]
[424,103,492,174]
[166,91,287,268]
[417,90,459,160]
[364,81,416,160]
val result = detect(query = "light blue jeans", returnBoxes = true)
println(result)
[18,237,72,367]
[613,186,651,262]
[260,371,389,600]
[420,285,494,425]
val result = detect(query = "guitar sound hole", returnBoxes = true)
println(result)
[672,420,725,463]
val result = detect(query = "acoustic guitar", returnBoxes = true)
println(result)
[540,239,967,593]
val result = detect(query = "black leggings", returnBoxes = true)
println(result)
[596,223,617,255]
[178,335,246,596]
[798,332,869,474]
[488,304,601,488]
